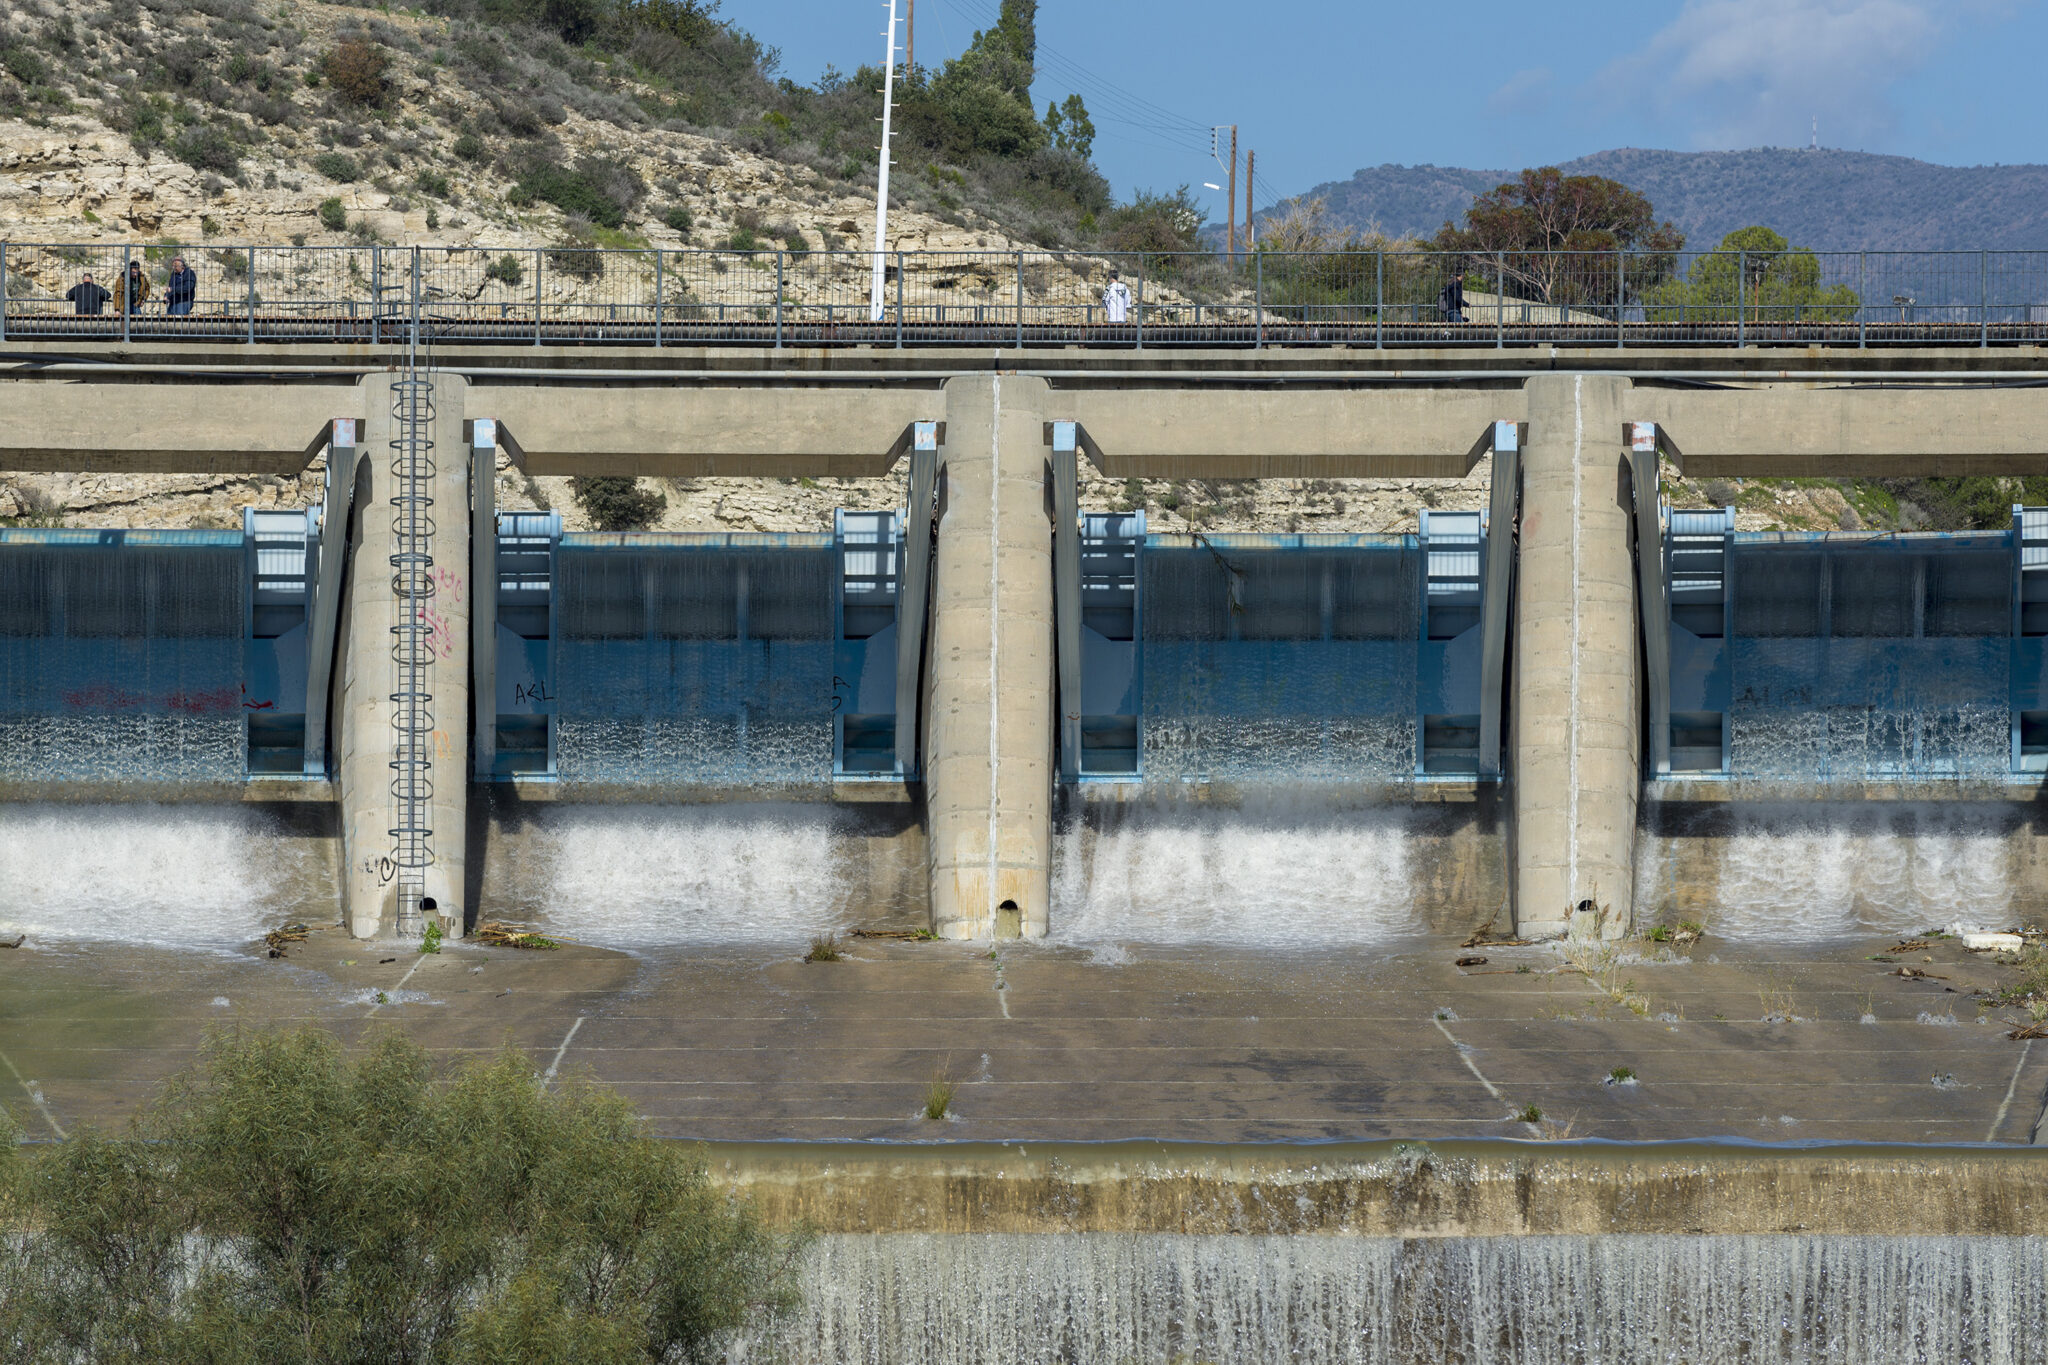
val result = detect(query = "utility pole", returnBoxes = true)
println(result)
[1244,148,1255,249]
[869,0,900,323]
[1227,125,1238,260]
[906,0,914,71]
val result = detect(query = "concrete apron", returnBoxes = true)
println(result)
[1513,374,1639,940]
[925,374,1055,939]
[339,372,472,939]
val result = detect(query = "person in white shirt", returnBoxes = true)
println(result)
[1102,270,1132,324]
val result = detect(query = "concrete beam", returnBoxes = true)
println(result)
[925,374,1054,940]
[483,385,930,476]
[1064,387,1523,479]
[1513,375,1639,941]
[1638,386,2048,476]
[0,380,350,472]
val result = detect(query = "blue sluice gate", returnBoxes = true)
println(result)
[1661,507,2048,780]
[1067,511,1492,784]
[0,512,317,785]
[484,510,910,788]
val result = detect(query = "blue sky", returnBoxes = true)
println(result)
[734,0,2046,210]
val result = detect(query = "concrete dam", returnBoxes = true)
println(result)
[4,340,2048,947]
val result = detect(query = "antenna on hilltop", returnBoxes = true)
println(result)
[1810,116,1819,151]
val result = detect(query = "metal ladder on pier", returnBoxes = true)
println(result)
[388,250,435,935]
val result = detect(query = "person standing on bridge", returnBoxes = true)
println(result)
[114,259,151,315]
[1102,269,1132,325]
[64,272,110,315]
[1439,273,1466,325]
[164,257,196,316]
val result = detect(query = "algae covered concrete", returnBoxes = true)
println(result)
[4,923,2045,1150]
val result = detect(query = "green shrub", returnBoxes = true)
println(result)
[513,156,643,230]
[316,196,347,232]
[661,203,692,233]
[484,253,525,286]
[782,230,808,256]
[545,245,603,281]
[726,225,758,251]
[312,150,360,183]
[170,124,239,175]
[570,475,665,531]
[2,46,49,86]
[0,1026,802,1359]
[452,130,485,161]
[412,168,451,198]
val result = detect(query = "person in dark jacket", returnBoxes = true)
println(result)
[65,273,110,315]
[1438,275,1466,324]
[164,256,196,315]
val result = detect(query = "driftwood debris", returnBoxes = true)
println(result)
[474,921,559,950]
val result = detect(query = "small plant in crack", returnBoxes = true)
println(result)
[1605,1067,1637,1086]
[1513,1103,1543,1125]
[923,1074,957,1121]
[804,933,841,963]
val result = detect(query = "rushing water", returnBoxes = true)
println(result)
[511,803,881,946]
[1051,800,1426,947]
[1637,802,2020,941]
[740,1232,2048,1364]
[0,803,333,946]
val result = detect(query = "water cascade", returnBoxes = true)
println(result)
[742,1232,2046,1364]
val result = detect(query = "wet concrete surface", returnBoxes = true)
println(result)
[3,924,2043,1146]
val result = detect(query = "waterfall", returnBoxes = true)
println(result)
[739,1232,2048,1364]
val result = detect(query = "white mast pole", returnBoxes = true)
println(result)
[869,0,899,323]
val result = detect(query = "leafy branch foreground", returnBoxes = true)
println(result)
[0,1026,803,1364]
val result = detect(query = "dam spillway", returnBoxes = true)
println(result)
[2,367,2048,946]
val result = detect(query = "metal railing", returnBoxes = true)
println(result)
[3,243,2045,349]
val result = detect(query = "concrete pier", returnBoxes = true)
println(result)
[338,372,473,939]
[1513,375,1640,939]
[924,374,1056,939]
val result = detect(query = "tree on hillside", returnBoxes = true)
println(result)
[901,0,1044,158]
[1432,167,1684,307]
[1044,94,1094,158]
[1642,225,1859,322]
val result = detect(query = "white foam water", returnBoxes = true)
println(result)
[1051,802,1422,947]
[0,803,330,947]
[737,1232,2048,1365]
[1645,803,2016,942]
[522,804,849,946]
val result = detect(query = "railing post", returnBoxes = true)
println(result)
[1015,250,1024,349]
[246,246,257,344]
[775,250,785,348]
[1254,249,1263,349]
[121,244,131,344]
[1134,261,1144,350]
[1736,249,1746,348]
[371,247,382,347]
[1,242,9,344]
[1616,250,1625,349]
[1982,249,1990,348]
[1494,252,1504,349]
[533,248,542,347]
[654,249,663,347]
[1858,251,1866,349]
[1375,250,1383,349]
[894,250,904,348]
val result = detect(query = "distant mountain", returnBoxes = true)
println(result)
[1273,148,2048,251]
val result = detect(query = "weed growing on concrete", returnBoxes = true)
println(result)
[804,933,841,963]
[923,1075,956,1121]
[1605,1067,1637,1086]
[1645,924,1671,943]
[1512,1104,1542,1125]
[420,921,442,955]
[1758,984,1802,1023]
[1516,964,1533,974]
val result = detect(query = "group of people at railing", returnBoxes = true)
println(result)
[59,258,198,316]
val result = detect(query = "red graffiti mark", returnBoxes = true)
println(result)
[62,682,146,711]
[432,566,465,606]
[167,685,242,715]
